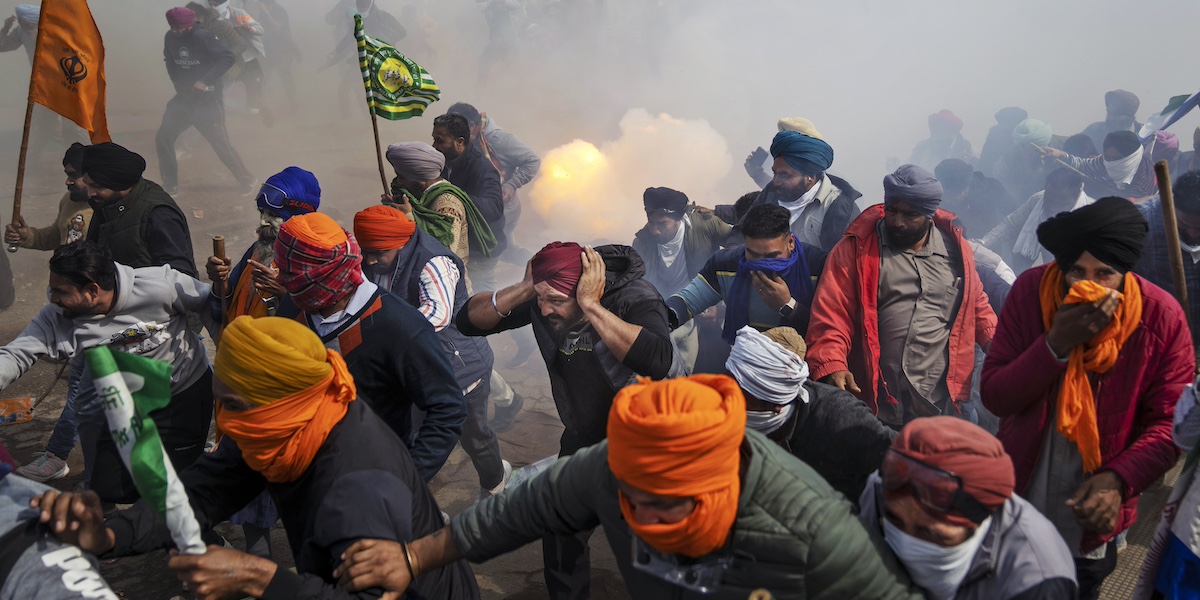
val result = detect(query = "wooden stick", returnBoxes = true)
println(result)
[1154,160,1190,328]
[212,235,228,323]
[7,100,34,253]
[370,109,389,196]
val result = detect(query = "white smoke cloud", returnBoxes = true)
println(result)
[522,108,732,247]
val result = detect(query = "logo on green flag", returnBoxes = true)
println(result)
[355,14,440,121]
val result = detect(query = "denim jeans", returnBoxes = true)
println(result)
[46,356,85,460]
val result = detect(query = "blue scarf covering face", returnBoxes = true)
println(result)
[723,234,812,343]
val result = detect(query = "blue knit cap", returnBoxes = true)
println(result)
[257,166,321,219]
[769,131,834,175]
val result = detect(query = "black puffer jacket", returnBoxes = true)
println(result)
[458,245,687,454]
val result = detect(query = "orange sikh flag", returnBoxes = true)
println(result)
[27,0,109,143]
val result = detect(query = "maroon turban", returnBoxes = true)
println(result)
[928,109,964,132]
[531,241,584,297]
[885,416,1014,525]
[165,7,195,28]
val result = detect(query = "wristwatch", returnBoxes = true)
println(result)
[778,297,797,319]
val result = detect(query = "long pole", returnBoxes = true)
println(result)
[7,100,35,253]
[1154,160,1190,327]
[369,109,389,195]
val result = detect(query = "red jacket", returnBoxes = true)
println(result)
[981,265,1192,552]
[805,204,997,414]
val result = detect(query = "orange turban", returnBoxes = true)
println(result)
[214,316,357,483]
[1039,265,1142,472]
[278,212,348,248]
[607,375,746,558]
[353,205,417,251]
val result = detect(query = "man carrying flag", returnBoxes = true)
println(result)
[30,316,480,599]
[0,242,215,504]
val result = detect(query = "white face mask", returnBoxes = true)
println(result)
[1103,146,1143,186]
[882,516,991,600]
[746,403,795,435]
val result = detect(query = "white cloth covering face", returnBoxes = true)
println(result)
[883,516,992,600]
[1103,145,1144,187]
[726,326,809,405]
[658,214,687,268]
[1014,190,1093,263]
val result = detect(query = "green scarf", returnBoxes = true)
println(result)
[390,179,497,257]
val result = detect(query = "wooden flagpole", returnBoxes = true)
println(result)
[7,99,35,254]
[1154,160,1190,328]
[369,107,389,196]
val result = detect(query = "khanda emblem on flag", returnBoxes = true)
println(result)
[59,53,88,85]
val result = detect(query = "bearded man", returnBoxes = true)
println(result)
[206,167,321,325]
[982,198,1193,598]
[455,241,686,600]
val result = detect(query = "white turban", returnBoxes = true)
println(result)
[14,4,38,26]
[726,326,809,405]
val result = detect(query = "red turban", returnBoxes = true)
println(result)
[165,7,195,28]
[274,213,364,313]
[886,416,1014,525]
[353,205,416,251]
[531,241,584,297]
[928,109,964,132]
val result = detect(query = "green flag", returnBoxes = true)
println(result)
[355,14,440,121]
[85,346,205,554]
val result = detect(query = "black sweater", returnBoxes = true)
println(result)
[163,26,235,94]
[307,288,465,482]
[458,245,678,453]
[443,144,506,254]
[106,401,480,600]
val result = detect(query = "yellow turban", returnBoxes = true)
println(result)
[761,326,807,361]
[777,117,823,140]
[214,316,333,406]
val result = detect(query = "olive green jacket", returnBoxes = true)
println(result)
[452,430,920,600]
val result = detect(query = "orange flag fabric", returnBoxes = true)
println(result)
[1039,264,1143,472]
[28,0,110,143]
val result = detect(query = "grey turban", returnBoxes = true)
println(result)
[386,142,445,182]
[883,164,943,218]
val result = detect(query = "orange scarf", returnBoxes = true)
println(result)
[1039,264,1142,472]
[607,375,746,558]
[227,263,272,324]
[217,349,357,483]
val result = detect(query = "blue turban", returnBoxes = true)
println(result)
[769,131,834,176]
[14,4,38,26]
[258,166,321,219]
[883,164,942,218]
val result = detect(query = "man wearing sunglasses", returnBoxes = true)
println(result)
[206,166,320,327]
[859,417,1077,600]
[982,199,1194,598]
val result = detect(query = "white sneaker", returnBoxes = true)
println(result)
[15,451,69,482]
[484,460,513,497]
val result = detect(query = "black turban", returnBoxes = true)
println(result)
[883,164,943,217]
[1036,196,1147,273]
[62,142,87,171]
[643,187,688,219]
[1103,130,1141,157]
[81,142,146,191]
[1105,89,1140,117]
